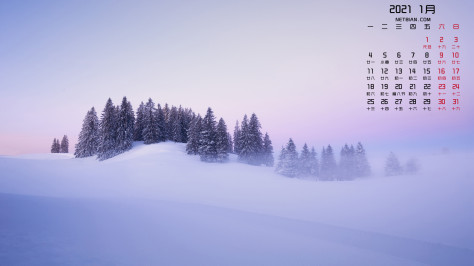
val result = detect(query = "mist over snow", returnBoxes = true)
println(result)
[1,142,473,265]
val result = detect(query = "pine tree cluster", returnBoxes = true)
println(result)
[384,152,420,176]
[74,97,195,160]
[232,113,274,166]
[51,135,69,154]
[133,99,194,145]
[276,139,371,180]
[186,108,232,163]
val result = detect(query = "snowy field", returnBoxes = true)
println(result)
[1,142,473,265]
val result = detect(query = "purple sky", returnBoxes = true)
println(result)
[1,0,473,155]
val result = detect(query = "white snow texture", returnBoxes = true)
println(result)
[0,142,473,265]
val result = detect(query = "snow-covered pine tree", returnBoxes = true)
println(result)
[355,142,371,177]
[199,108,218,162]
[97,98,118,160]
[238,115,250,162]
[55,138,61,153]
[247,113,264,165]
[116,96,135,154]
[262,132,274,167]
[320,146,326,176]
[74,107,99,158]
[298,143,312,177]
[163,103,171,140]
[216,118,229,162]
[275,146,286,174]
[309,147,319,178]
[142,98,159,144]
[275,138,299,177]
[155,104,166,142]
[186,114,202,155]
[170,106,183,142]
[133,102,145,141]
[385,152,403,176]
[226,132,233,153]
[233,121,241,155]
[51,138,60,153]
[320,145,337,180]
[60,135,69,153]
[181,108,194,143]
[338,144,353,180]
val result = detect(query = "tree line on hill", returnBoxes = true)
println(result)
[74,97,196,160]
[50,135,69,153]
[56,97,418,181]
[186,110,274,166]
[73,97,274,166]
[275,138,371,180]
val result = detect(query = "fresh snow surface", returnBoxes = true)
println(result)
[1,142,473,265]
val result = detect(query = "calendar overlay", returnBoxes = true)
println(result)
[365,5,462,112]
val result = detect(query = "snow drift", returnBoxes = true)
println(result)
[1,142,473,265]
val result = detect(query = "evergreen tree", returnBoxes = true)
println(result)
[339,144,355,180]
[275,146,286,174]
[116,96,135,153]
[51,138,60,153]
[238,115,250,161]
[309,147,319,177]
[97,98,118,160]
[298,143,312,177]
[155,104,166,142]
[181,108,194,143]
[239,114,264,165]
[216,118,229,162]
[275,138,299,177]
[133,102,145,141]
[226,132,233,153]
[163,103,171,140]
[320,145,337,180]
[170,106,183,142]
[355,142,371,177]
[142,98,159,144]
[385,152,403,176]
[186,115,202,155]
[55,138,61,153]
[199,107,218,162]
[262,132,274,167]
[233,121,241,155]
[74,107,99,158]
[247,113,263,165]
[60,135,69,153]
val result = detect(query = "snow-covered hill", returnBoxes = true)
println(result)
[1,142,473,265]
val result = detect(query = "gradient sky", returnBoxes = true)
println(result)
[1,0,473,155]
